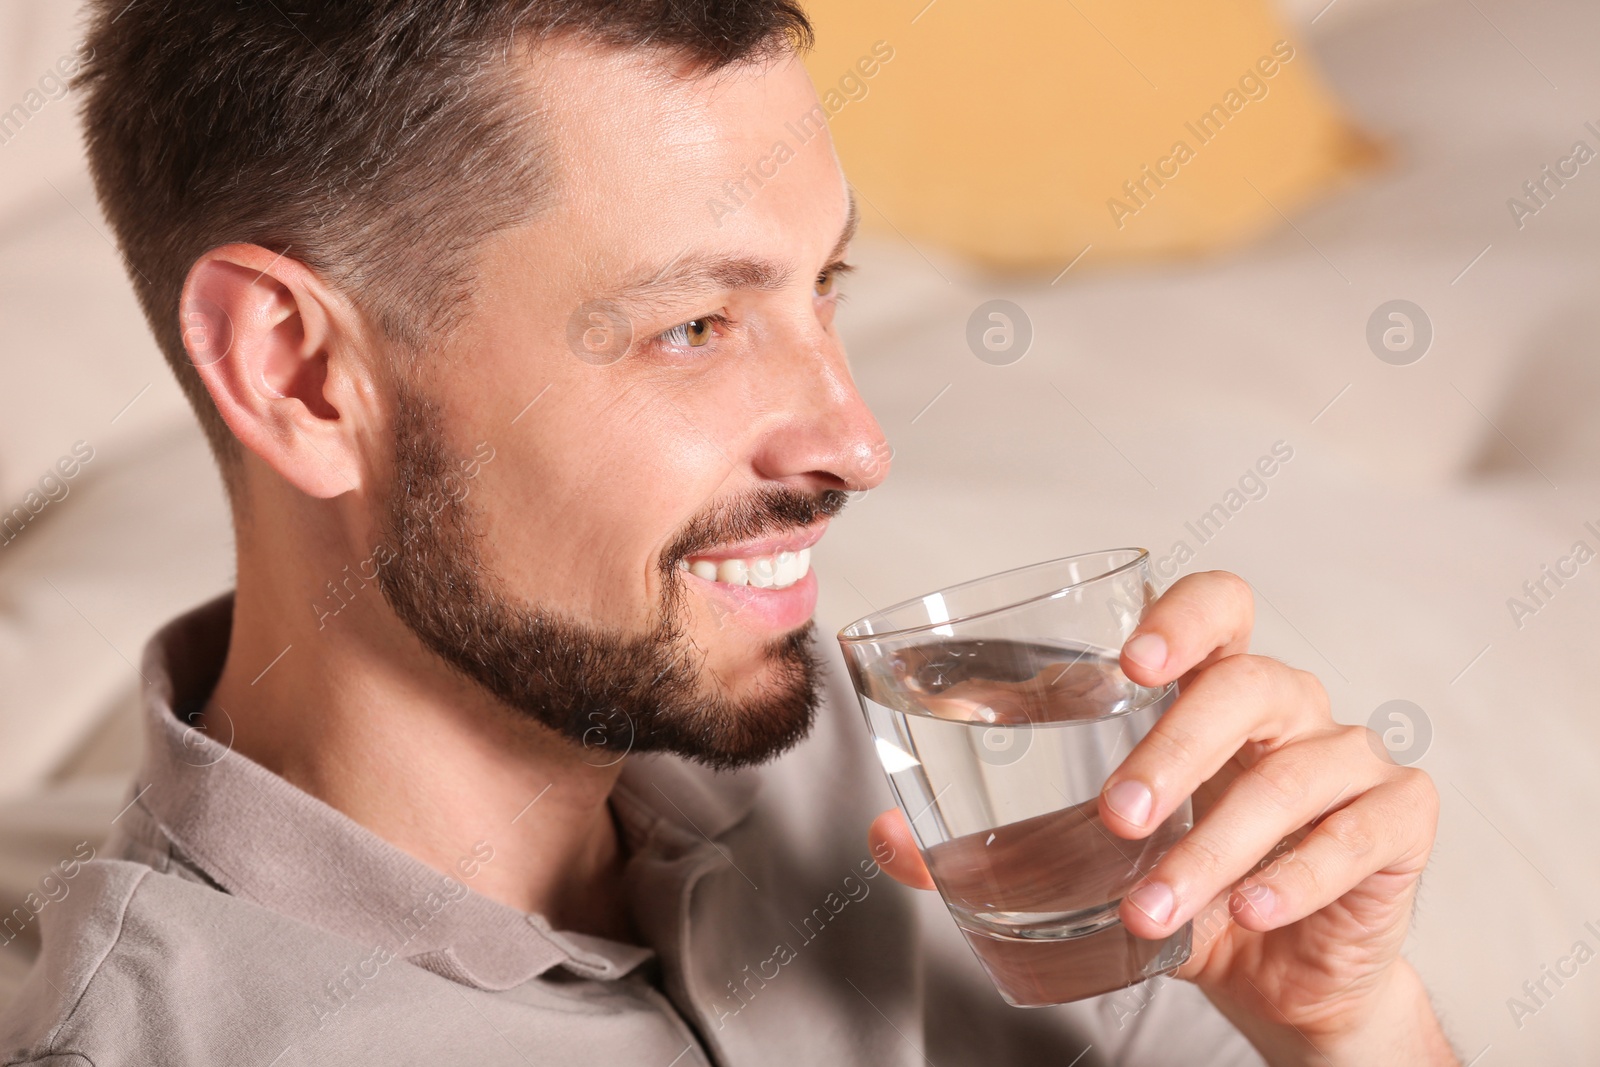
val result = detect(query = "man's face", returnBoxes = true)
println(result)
[373,42,891,769]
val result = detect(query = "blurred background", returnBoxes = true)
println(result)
[2,0,1596,1060]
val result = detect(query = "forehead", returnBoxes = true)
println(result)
[515,40,848,272]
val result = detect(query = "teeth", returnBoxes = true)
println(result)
[687,546,813,590]
[773,550,797,587]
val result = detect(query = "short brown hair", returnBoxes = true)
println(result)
[77,0,812,491]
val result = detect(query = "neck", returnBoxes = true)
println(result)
[202,520,636,943]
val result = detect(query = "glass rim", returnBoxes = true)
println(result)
[836,547,1150,644]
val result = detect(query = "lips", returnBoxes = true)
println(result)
[673,520,827,591]
[687,548,810,589]
[674,519,827,629]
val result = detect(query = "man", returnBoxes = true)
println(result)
[0,1,1455,1063]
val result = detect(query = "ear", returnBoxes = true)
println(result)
[180,244,380,499]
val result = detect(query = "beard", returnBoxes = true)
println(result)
[374,384,848,772]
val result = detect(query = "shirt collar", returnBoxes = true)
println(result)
[123,591,764,991]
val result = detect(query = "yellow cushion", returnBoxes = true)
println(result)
[801,0,1381,269]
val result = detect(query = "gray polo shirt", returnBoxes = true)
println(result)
[0,593,1260,1066]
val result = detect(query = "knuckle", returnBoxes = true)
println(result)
[1294,668,1332,719]
[1396,767,1441,825]
[1207,570,1255,624]
[1169,828,1231,880]
[1216,568,1253,602]
[1317,808,1377,860]
[1210,652,1277,693]
[1159,588,1211,639]
[1139,722,1202,778]
[1334,722,1372,754]
[1246,755,1313,810]
[1271,848,1324,903]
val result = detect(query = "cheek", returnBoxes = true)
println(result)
[470,386,738,622]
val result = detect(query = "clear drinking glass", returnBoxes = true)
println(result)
[836,548,1191,1007]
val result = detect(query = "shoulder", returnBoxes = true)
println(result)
[0,859,149,1064]
[0,858,357,1065]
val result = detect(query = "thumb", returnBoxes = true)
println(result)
[869,809,936,891]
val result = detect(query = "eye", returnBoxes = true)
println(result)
[657,315,723,349]
[815,261,855,298]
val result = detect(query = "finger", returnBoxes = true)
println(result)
[1119,570,1254,689]
[1116,725,1394,939]
[868,809,936,890]
[1099,654,1331,839]
[1226,769,1438,933]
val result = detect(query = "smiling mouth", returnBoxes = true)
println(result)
[678,547,812,590]
[673,521,827,591]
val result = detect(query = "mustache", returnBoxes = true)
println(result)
[662,486,851,566]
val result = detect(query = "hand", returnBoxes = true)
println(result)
[869,571,1456,1066]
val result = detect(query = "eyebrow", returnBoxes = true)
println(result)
[830,189,860,263]
[602,188,859,307]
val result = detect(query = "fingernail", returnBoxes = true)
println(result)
[1123,632,1167,672]
[1104,779,1152,826]
[1127,881,1174,924]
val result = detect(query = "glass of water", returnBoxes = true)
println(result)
[836,548,1191,1007]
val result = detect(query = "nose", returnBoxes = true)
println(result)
[749,327,892,495]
